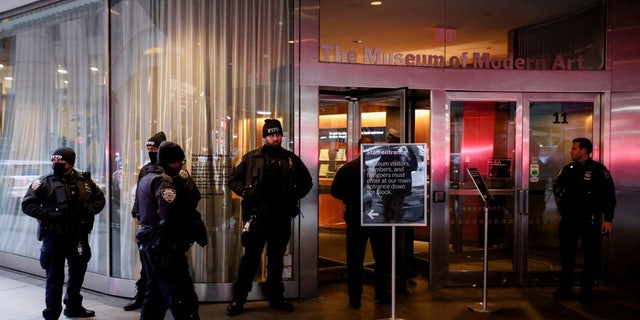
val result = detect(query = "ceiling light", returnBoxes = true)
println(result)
[370,1,382,5]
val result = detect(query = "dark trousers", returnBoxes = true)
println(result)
[558,219,602,297]
[135,249,148,294]
[40,237,90,320]
[233,216,292,303]
[139,246,199,320]
[345,208,391,302]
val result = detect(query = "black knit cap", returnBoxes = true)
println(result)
[157,141,185,165]
[51,147,76,166]
[262,119,283,137]
[147,131,167,148]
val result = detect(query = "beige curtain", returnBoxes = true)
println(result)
[110,0,293,282]
[0,0,108,274]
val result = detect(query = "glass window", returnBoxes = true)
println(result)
[109,0,294,282]
[0,0,109,274]
[319,0,604,70]
[449,101,516,272]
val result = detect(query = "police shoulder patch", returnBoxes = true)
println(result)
[30,179,43,191]
[161,188,177,203]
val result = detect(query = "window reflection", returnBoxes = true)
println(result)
[110,0,294,282]
[0,0,108,274]
[319,0,604,69]
[0,0,294,286]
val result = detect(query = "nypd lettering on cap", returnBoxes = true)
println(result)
[146,141,157,147]
[267,127,281,134]
[51,155,64,161]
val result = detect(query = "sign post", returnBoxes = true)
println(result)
[466,168,502,313]
[361,143,427,320]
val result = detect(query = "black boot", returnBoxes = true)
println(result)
[226,301,244,316]
[269,298,294,311]
[227,287,248,316]
[123,290,144,311]
[63,306,95,318]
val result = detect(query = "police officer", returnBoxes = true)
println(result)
[125,131,166,311]
[553,137,616,305]
[134,141,202,320]
[22,147,105,320]
[331,136,391,308]
[226,119,313,316]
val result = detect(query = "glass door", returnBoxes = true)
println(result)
[447,93,521,285]
[523,93,599,284]
[445,92,600,286]
[318,88,429,282]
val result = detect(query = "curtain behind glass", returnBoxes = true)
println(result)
[0,0,108,274]
[110,0,293,282]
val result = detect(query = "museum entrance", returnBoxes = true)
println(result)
[443,92,600,286]
[316,87,431,291]
[315,88,601,289]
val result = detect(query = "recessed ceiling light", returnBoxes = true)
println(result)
[353,40,362,43]
[370,1,382,6]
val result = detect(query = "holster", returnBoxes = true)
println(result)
[136,226,163,249]
[37,221,47,241]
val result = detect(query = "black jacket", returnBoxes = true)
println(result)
[131,161,154,219]
[553,158,616,222]
[229,146,312,219]
[134,164,203,248]
[22,170,105,238]
[331,156,362,208]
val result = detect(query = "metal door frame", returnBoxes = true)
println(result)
[430,91,602,288]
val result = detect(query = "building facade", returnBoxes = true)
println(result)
[0,0,638,301]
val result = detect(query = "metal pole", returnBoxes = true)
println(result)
[379,225,404,320]
[482,205,489,310]
[468,202,501,313]
[392,225,396,319]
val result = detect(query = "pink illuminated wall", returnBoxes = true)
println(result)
[461,102,496,176]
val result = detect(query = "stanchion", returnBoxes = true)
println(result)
[467,203,502,313]
[378,225,404,320]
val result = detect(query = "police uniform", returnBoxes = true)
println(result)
[331,154,391,307]
[21,147,105,320]
[125,131,167,312]
[227,119,313,316]
[553,157,616,302]
[134,142,202,320]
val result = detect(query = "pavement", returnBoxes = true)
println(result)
[0,266,638,320]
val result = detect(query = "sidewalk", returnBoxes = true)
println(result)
[1,266,638,320]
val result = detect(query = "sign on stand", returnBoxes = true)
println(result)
[361,143,427,227]
[360,143,427,320]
